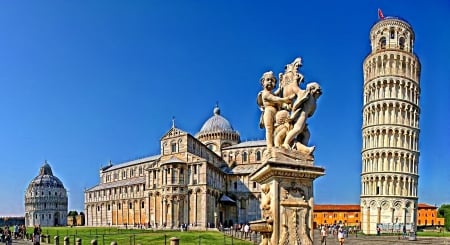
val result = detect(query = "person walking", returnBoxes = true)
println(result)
[321,226,328,245]
[337,226,345,245]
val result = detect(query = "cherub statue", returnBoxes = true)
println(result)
[282,82,322,154]
[257,71,292,149]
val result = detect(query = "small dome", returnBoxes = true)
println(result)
[199,105,234,133]
[27,161,65,189]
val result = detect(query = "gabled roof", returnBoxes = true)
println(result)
[160,127,187,140]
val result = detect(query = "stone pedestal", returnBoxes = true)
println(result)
[249,149,324,245]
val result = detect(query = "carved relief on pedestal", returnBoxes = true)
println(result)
[278,182,312,245]
[249,183,274,245]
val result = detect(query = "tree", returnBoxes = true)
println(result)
[438,204,450,231]
[68,211,79,217]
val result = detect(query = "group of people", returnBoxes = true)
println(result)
[230,223,251,239]
[320,225,351,245]
[0,224,27,244]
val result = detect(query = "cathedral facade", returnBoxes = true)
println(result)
[25,162,68,227]
[360,15,421,234]
[84,106,266,228]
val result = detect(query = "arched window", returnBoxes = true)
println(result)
[243,152,248,162]
[129,203,133,209]
[234,182,237,190]
[207,144,214,151]
[390,29,395,39]
[399,37,405,50]
[379,37,386,49]
[256,151,261,161]
[141,201,145,209]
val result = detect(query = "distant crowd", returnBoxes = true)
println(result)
[0,224,26,244]
[319,224,359,245]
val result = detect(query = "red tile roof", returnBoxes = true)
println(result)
[418,203,438,209]
[314,204,360,211]
[313,203,436,211]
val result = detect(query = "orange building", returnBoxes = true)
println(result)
[313,203,444,229]
[313,204,361,228]
[417,203,445,227]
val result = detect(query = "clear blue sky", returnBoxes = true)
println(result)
[0,1,449,216]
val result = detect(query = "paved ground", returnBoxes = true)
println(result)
[313,234,450,245]
[7,232,450,245]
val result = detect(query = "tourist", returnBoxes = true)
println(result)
[337,226,345,245]
[243,223,250,238]
[33,230,40,245]
[321,226,328,245]
[14,225,19,239]
[376,225,381,236]
[402,225,407,239]
[4,227,12,245]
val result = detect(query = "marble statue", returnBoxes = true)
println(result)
[257,57,322,158]
[257,71,293,149]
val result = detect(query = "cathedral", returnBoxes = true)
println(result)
[84,106,266,228]
[25,162,68,227]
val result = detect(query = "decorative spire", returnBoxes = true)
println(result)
[213,104,220,116]
[172,116,176,128]
[39,161,53,176]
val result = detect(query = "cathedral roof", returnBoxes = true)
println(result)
[222,140,266,149]
[106,155,160,171]
[198,106,235,134]
[27,161,65,189]
[86,176,145,192]
[228,163,261,174]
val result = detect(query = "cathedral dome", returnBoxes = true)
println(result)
[196,105,240,152]
[27,162,65,189]
[199,106,235,133]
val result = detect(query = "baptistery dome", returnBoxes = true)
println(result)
[196,105,240,154]
[27,163,65,189]
[25,161,68,227]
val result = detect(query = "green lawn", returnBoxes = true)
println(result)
[416,231,450,237]
[32,227,254,245]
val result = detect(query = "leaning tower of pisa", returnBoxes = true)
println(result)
[360,15,421,235]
